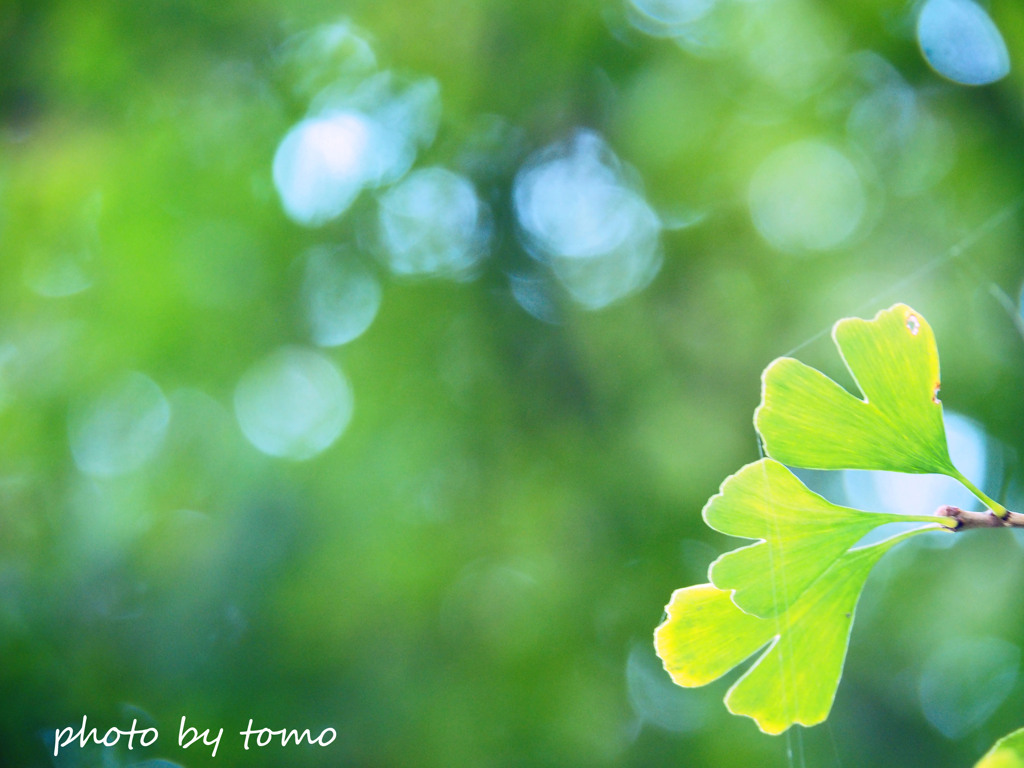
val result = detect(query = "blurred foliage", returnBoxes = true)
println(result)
[3,0,1024,766]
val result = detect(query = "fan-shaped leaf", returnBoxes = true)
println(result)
[704,458,950,617]
[655,530,925,734]
[756,303,955,474]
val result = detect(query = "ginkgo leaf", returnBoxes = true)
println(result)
[976,727,1024,768]
[755,303,1004,514]
[756,303,954,473]
[704,458,950,617]
[655,529,925,734]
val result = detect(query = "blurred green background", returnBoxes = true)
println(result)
[3,0,1024,766]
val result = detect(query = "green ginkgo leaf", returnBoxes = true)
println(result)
[756,303,950,472]
[976,727,1024,768]
[755,303,1003,514]
[655,529,925,734]
[704,458,950,617]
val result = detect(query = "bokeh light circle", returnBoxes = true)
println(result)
[377,167,488,277]
[69,372,171,477]
[273,111,374,227]
[917,0,1009,86]
[234,347,353,460]
[748,139,866,253]
[300,247,381,347]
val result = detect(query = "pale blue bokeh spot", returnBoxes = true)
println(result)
[377,167,488,278]
[917,0,1009,86]
[69,372,171,478]
[273,111,375,227]
[234,347,353,460]
[513,131,662,309]
[300,247,381,347]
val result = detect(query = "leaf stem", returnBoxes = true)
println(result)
[937,505,1024,530]
[950,469,1008,518]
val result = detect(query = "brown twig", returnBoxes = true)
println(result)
[937,505,1024,531]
